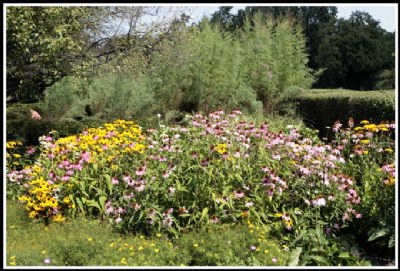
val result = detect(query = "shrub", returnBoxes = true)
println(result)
[294,89,395,138]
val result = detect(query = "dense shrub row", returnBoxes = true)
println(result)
[294,89,395,138]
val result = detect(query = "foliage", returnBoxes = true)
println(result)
[294,89,395,138]
[330,119,395,258]
[6,6,190,101]
[209,7,395,90]
[374,69,395,90]
[149,19,262,115]
[175,223,288,265]
[6,6,89,101]
[6,102,105,146]
[7,110,378,266]
[7,201,287,266]
[240,13,315,114]
[316,11,394,90]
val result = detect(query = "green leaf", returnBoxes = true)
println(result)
[338,252,350,259]
[309,255,329,265]
[200,207,209,222]
[98,196,107,212]
[85,199,101,210]
[368,228,390,242]
[75,197,84,213]
[288,247,302,266]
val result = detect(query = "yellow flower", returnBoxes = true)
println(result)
[156,233,162,238]
[138,246,144,251]
[360,120,369,125]
[385,148,393,153]
[154,248,160,253]
[193,243,199,247]
[87,237,93,242]
[362,150,369,155]
[52,214,65,222]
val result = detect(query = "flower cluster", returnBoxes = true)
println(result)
[9,119,146,224]
[17,176,64,223]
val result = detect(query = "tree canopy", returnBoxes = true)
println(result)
[209,6,395,90]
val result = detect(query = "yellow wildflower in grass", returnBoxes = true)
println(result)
[360,120,369,125]
[360,139,370,144]
[120,257,127,265]
[385,148,394,153]
[9,255,17,266]
[362,150,369,155]
[13,153,21,158]
[52,214,66,222]
[87,237,93,242]
[154,248,160,253]
[156,233,162,238]
[193,243,199,248]
[138,246,144,251]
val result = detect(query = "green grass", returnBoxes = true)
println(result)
[6,201,288,266]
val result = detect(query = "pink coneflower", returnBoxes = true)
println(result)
[111,177,119,185]
[26,147,36,155]
[167,187,176,195]
[233,189,244,199]
[105,207,114,215]
[179,207,189,214]
[122,175,131,183]
[148,208,156,218]
[210,215,219,224]
[61,175,70,181]
[117,207,126,214]
[133,180,146,192]
[132,203,141,211]
[312,197,326,207]
[123,192,134,200]
[81,151,90,162]
[163,208,174,217]
[162,216,173,227]
[135,166,146,176]
[162,171,170,179]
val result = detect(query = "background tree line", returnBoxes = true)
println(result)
[6,5,395,107]
[210,6,395,90]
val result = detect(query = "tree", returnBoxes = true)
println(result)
[318,11,395,90]
[6,5,190,101]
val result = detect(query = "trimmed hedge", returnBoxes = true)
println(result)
[294,89,395,137]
